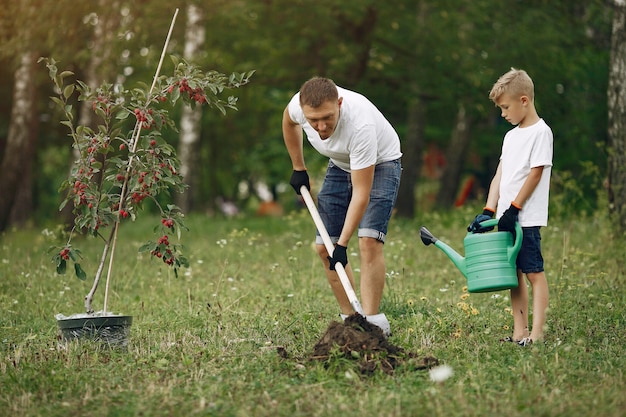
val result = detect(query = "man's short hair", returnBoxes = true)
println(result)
[299,77,339,108]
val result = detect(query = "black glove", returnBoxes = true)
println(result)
[327,244,348,271]
[289,170,310,195]
[498,203,520,236]
[468,208,495,233]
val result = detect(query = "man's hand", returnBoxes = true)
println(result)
[289,170,310,195]
[468,208,495,233]
[327,244,348,271]
[498,203,520,235]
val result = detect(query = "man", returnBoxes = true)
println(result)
[282,77,402,335]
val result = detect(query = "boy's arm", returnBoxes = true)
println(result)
[498,166,545,233]
[468,161,501,232]
[512,166,544,207]
[485,161,502,211]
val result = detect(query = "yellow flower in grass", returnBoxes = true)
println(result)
[471,307,479,315]
[456,301,469,312]
[503,325,510,331]
[459,293,470,301]
[407,299,415,306]
[420,296,428,302]
[453,328,462,338]
[462,285,468,292]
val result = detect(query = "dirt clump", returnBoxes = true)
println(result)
[310,313,438,375]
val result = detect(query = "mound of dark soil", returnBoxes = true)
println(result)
[310,313,438,375]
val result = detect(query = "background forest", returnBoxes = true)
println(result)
[0,0,621,230]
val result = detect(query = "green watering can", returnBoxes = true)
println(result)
[419,219,522,293]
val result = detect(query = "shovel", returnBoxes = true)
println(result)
[299,186,364,316]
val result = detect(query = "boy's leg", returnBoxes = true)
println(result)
[510,269,530,341]
[515,227,547,342]
[526,271,549,341]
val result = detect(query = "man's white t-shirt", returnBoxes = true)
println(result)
[497,118,553,227]
[287,87,402,172]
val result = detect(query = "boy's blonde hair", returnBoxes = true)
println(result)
[489,68,535,103]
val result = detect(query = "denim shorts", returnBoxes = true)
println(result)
[316,159,401,244]
[516,226,544,273]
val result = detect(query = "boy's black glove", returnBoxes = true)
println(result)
[290,170,310,195]
[468,208,495,233]
[327,244,348,271]
[498,203,520,235]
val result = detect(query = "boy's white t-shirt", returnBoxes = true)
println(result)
[287,87,402,172]
[497,118,553,227]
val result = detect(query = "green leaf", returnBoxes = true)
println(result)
[63,84,75,99]
[138,242,155,253]
[50,96,65,108]
[59,70,74,80]
[116,110,130,120]
[56,259,67,275]
[74,263,87,281]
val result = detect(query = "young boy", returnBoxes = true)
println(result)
[468,68,553,346]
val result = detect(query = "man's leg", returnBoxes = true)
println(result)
[358,237,385,315]
[317,243,357,315]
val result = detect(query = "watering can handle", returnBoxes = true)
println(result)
[478,218,523,259]
[477,218,498,230]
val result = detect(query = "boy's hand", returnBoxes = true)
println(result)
[498,203,520,235]
[327,244,348,271]
[468,208,495,233]
[290,170,310,195]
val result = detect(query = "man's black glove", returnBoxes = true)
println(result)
[290,170,310,195]
[327,244,348,271]
[498,203,520,236]
[468,208,495,233]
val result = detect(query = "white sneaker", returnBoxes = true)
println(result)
[366,313,391,337]
[339,313,390,337]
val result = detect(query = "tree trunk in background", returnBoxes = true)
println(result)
[435,104,471,209]
[0,52,38,232]
[176,4,205,213]
[395,95,425,218]
[607,0,626,236]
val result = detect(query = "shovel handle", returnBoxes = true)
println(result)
[299,186,364,315]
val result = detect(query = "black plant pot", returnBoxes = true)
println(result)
[56,315,133,348]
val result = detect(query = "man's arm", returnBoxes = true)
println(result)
[282,106,306,170]
[337,165,375,247]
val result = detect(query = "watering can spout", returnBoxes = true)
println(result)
[419,226,437,246]
[419,226,467,277]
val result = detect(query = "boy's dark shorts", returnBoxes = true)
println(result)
[516,226,544,273]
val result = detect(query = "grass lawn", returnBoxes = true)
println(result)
[1,205,624,417]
